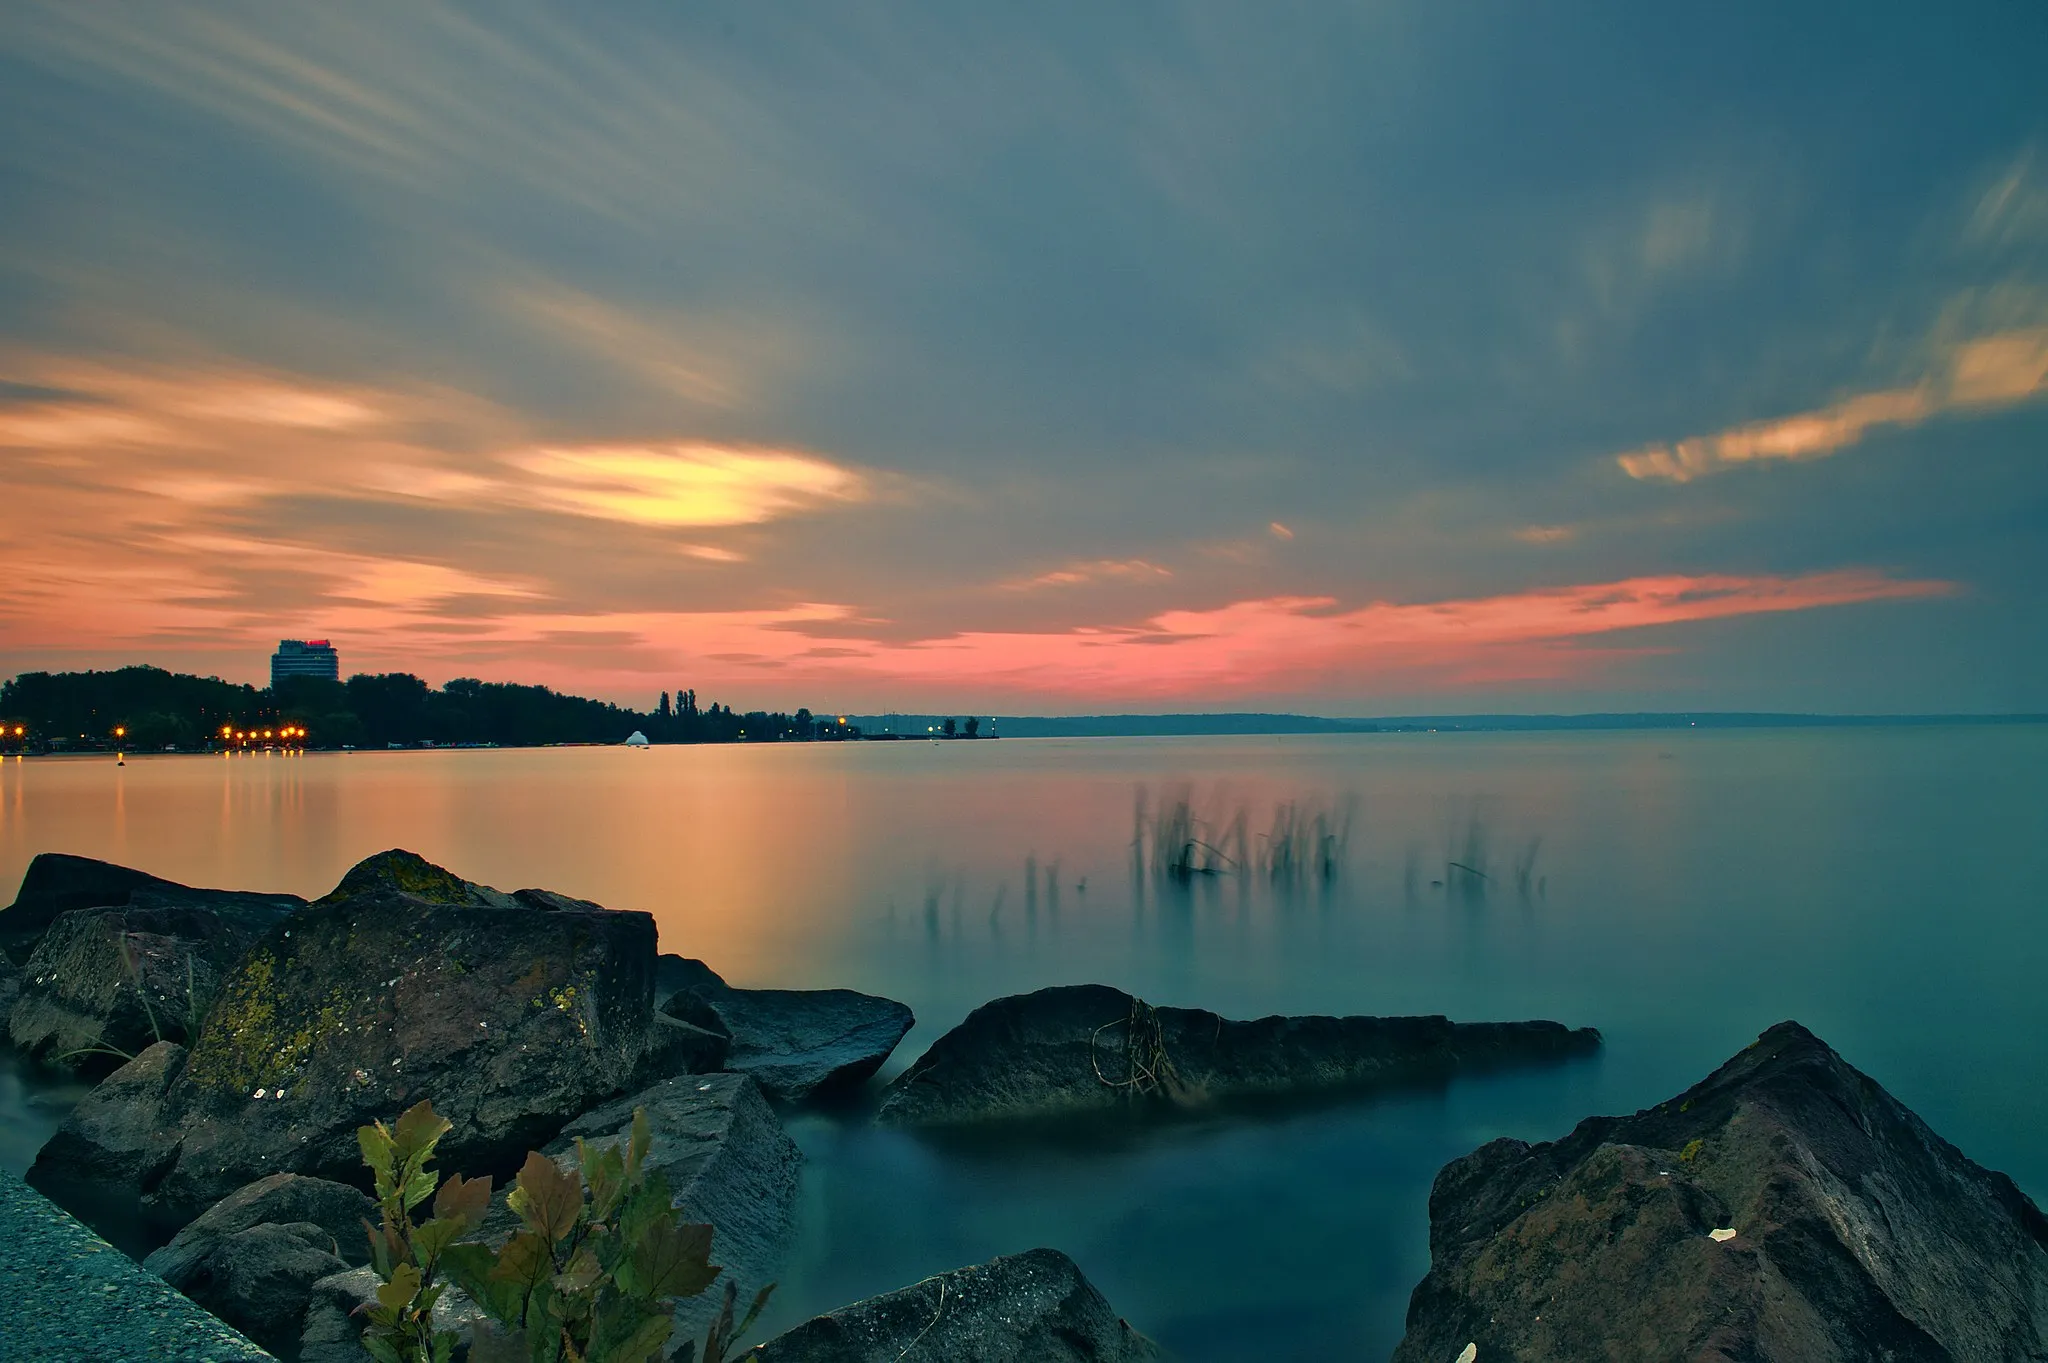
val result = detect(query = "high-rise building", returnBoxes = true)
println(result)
[271,639,340,686]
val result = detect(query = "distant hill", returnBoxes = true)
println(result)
[959,711,2048,738]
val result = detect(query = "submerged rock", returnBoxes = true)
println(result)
[0,852,302,963]
[479,1070,803,1346]
[34,849,670,1220]
[753,1247,1163,1363]
[660,961,914,1103]
[1393,1021,2048,1362]
[877,984,1599,1127]
[8,898,294,1069]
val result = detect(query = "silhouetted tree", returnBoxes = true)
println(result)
[964,716,980,739]
[942,717,957,738]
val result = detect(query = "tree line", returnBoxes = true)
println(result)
[0,666,858,750]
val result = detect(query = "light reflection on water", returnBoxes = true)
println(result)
[2,730,2044,1359]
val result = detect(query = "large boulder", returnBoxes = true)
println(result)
[877,984,1600,1127]
[660,960,914,1103]
[9,897,294,1069]
[153,1220,350,1357]
[34,849,670,1221]
[30,1039,188,1193]
[478,1070,803,1347]
[0,852,302,963]
[0,953,19,1015]
[1393,1021,2048,1363]
[753,1247,1163,1362]
[145,1173,377,1283]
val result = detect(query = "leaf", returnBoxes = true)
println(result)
[363,1217,393,1278]
[589,1301,673,1363]
[358,1121,396,1185]
[581,1139,627,1223]
[509,1151,584,1242]
[377,1261,424,1317]
[403,1163,441,1214]
[553,1244,603,1297]
[489,1230,560,1301]
[412,1215,467,1270]
[627,1107,652,1185]
[730,1283,776,1348]
[616,1217,719,1303]
[430,1329,457,1363]
[444,1242,530,1329]
[363,1334,405,1363]
[434,1170,494,1233]
[618,1173,673,1247]
[393,1098,452,1164]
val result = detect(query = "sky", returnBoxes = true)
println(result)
[1,3,2045,715]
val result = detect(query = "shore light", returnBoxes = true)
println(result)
[114,726,125,738]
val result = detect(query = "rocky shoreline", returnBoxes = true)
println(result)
[4,848,2042,1361]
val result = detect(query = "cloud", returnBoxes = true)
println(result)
[498,444,869,529]
[1514,525,1576,544]
[1618,328,2048,482]
[1001,558,1174,591]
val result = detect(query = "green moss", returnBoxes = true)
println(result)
[1679,1138,1704,1164]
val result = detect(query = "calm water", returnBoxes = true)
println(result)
[3,730,2045,1359]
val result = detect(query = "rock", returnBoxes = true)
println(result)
[153,1219,349,1356]
[30,1039,188,1194]
[34,849,670,1222]
[639,1011,732,1080]
[654,953,727,1007]
[877,984,1600,1127]
[660,967,914,1103]
[144,1173,377,1284]
[9,898,294,1069]
[0,954,19,1015]
[753,1247,1163,1362]
[1393,1021,2048,1363]
[480,1071,803,1347]
[0,851,302,963]
[300,1264,486,1363]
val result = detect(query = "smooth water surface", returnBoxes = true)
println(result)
[3,730,2045,1359]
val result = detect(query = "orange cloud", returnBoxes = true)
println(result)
[404,569,1948,702]
[1618,327,2048,482]
[500,443,867,528]
[1002,559,1174,591]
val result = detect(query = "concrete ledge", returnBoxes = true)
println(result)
[0,1166,273,1362]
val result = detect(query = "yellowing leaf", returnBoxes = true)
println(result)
[510,1151,585,1242]
[393,1099,452,1163]
[433,1170,493,1232]
[376,1261,423,1316]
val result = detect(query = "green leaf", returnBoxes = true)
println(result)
[434,1171,493,1232]
[377,1261,424,1317]
[627,1107,651,1185]
[363,1217,394,1278]
[509,1151,584,1242]
[403,1163,441,1214]
[363,1334,405,1363]
[553,1244,603,1298]
[490,1230,560,1304]
[413,1215,468,1271]
[358,1121,396,1185]
[444,1242,526,1328]
[618,1172,673,1247]
[590,1301,673,1363]
[730,1282,775,1348]
[430,1329,457,1363]
[581,1139,627,1223]
[616,1218,718,1304]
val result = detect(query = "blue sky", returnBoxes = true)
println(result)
[1,2,2043,712]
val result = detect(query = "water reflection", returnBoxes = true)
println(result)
[2,732,2046,1358]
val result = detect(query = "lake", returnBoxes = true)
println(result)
[3,729,2045,1359]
